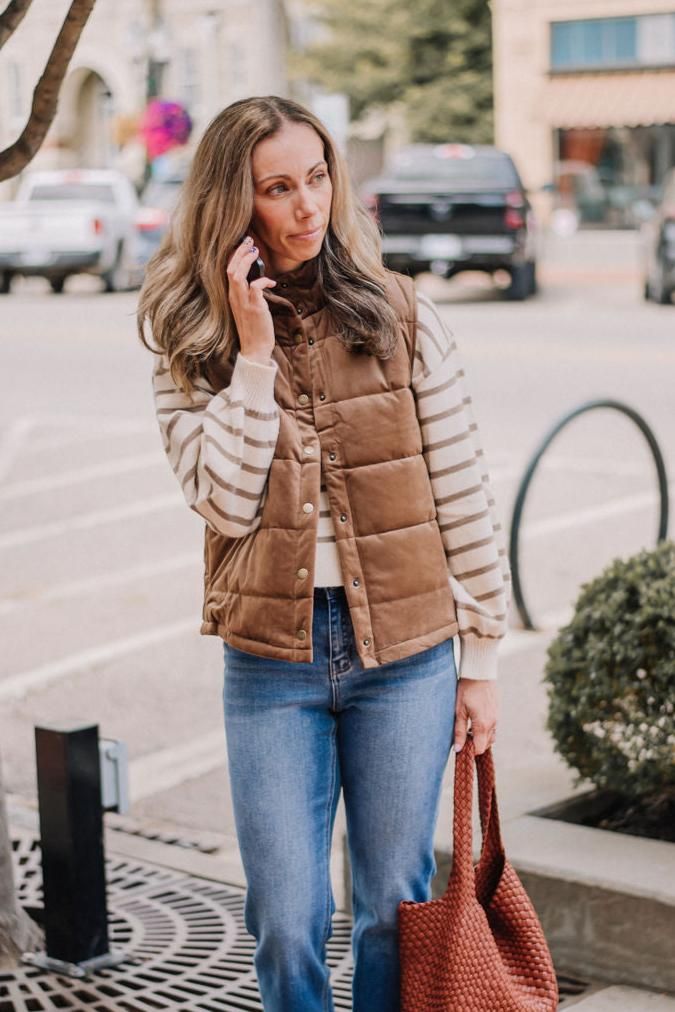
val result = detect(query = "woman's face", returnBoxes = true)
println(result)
[250,121,333,277]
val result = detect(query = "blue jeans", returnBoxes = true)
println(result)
[222,585,457,1012]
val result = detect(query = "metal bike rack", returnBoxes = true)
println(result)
[508,398,670,631]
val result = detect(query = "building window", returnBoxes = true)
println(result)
[551,13,675,71]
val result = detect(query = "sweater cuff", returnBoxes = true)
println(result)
[458,636,499,680]
[230,352,278,412]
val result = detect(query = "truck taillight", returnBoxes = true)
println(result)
[92,217,104,234]
[362,192,380,223]
[135,207,169,232]
[504,208,525,230]
[504,191,525,229]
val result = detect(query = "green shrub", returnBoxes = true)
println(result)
[544,539,675,803]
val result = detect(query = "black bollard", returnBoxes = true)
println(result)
[24,722,125,977]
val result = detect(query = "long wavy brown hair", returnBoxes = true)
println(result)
[137,95,401,393]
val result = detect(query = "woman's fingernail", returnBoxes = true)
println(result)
[243,235,252,244]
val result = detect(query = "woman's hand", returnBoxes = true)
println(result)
[226,235,277,364]
[454,680,498,756]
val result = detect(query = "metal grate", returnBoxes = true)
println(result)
[3,833,354,1010]
[3,832,593,1010]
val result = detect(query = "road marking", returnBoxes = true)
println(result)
[28,421,158,453]
[521,481,674,540]
[0,418,35,483]
[129,731,226,802]
[538,455,653,478]
[0,553,200,617]
[0,492,183,550]
[18,412,156,433]
[0,452,165,501]
[0,617,196,703]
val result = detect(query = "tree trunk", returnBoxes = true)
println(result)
[0,754,42,968]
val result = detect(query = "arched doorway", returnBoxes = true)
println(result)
[58,67,116,167]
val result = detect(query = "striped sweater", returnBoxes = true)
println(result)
[152,290,511,679]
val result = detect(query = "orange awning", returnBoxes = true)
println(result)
[542,70,675,129]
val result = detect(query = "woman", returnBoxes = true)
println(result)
[138,95,510,1012]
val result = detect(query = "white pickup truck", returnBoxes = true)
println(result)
[0,168,145,293]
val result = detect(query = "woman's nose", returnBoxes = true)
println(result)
[294,184,319,215]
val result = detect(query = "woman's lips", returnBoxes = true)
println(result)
[291,226,322,241]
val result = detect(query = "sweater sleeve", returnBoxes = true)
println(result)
[151,351,280,537]
[412,290,512,680]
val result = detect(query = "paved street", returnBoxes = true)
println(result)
[1,228,673,867]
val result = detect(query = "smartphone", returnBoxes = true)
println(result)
[240,235,266,284]
[247,253,266,284]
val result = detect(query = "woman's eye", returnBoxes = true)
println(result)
[312,173,327,183]
[269,183,287,195]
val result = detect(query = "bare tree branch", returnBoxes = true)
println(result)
[0,0,97,182]
[0,0,33,50]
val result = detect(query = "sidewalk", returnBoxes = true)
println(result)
[7,622,675,1010]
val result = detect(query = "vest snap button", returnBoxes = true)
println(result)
[293,329,303,342]
[298,393,310,406]
[362,637,371,647]
[302,502,314,514]
[303,445,315,455]
[339,513,347,523]
[307,336,314,345]
[297,568,309,579]
[295,304,304,313]
[328,451,336,461]
[319,392,326,401]
[352,578,360,587]
[297,629,307,640]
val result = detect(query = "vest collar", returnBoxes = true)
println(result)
[263,256,324,326]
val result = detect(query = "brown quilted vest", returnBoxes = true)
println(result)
[200,258,459,668]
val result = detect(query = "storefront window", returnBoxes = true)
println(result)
[553,125,674,227]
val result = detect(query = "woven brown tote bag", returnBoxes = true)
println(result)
[398,734,559,1011]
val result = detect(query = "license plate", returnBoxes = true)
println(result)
[20,249,52,266]
[419,234,462,259]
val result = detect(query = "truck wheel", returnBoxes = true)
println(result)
[505,263,530,301]
[526,260,538,296]
[649,266,672,305]
[49,277,66,294]
[102,243,129,293]
[0,271,13,294]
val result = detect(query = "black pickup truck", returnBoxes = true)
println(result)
[360,143,538,300]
